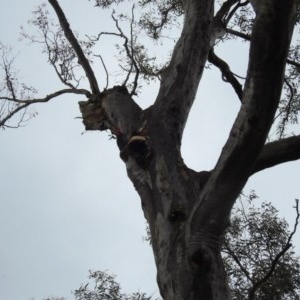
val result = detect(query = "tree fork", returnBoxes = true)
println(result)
[76,1,297,299]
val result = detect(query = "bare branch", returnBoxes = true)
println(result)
[287,58,300,69]
[87,9,140,95]
[110,10,139,95]
[253,135,300,174]
[226,27,251,40]
[0,88,89,128]
[208,48,243,100]
[48,0,100,95]
[223,240,254,284]
[94,55,109,89]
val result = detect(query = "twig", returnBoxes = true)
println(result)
[87,8,140,95]
[110,9,139,95]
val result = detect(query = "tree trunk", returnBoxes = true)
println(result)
[132,160,231,300]
[78,1,296,299]
[0,0,295,297]
[80,88,232,299]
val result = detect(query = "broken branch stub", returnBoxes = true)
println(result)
[79,85,141,133]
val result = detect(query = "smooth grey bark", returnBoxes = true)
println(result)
[48,0,297,299]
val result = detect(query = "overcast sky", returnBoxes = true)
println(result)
[0,1,299,300]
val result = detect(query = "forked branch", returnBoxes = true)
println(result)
[111,7,139,95]
[87,8,140,95]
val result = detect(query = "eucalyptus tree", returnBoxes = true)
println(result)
[1,0,300,299]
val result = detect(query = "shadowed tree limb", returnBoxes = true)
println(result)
[252,135,300,174]
[208,48,243,100]
[225,27,251,40]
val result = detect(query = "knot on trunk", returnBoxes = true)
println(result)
[168,209,186,223]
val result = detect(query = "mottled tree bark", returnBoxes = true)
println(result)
[64,0,297,299]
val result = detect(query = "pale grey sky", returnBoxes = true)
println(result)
[0,1,299,300]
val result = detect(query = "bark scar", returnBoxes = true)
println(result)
[120,135,153,168]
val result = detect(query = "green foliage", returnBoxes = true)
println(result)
[89,0,183,40]
[89,0,126,9]
[73,270,154,300]
[137,0,183,40]
[222,195,300,300]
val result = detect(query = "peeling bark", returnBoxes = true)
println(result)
[74,0,296,299]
